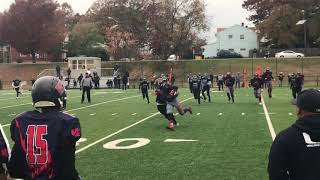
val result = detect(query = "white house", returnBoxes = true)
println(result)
[203,24,258,58]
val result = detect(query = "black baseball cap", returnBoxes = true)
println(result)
[292,89,320,113]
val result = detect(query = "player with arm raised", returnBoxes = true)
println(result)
[8,76,82,180]
[12,79,22,99]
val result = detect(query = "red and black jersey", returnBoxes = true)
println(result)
[8,110,81,180]
[0,129,9,173]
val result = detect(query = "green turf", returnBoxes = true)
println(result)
[0,87,314,179]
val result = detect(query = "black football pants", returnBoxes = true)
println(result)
[82,86,91,103]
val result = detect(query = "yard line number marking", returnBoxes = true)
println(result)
[75,97,193,154]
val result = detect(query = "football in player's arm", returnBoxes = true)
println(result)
[8,76,82,180]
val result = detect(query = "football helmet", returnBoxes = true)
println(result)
[32,76,66,108]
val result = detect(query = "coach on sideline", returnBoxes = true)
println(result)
[268,89,320,180]
[81,72,93,103]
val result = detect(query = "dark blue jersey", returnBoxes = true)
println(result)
[0,129,8,172]
[13,80,21,87]
[251,77,263,89]
[140,80,149,91]
[191,78,201,90]
[263,71,274,82]
[224,76,235,87]
[8,110,81,180]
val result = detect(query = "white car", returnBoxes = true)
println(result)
[275,51,305,58]
[167,54,176,61]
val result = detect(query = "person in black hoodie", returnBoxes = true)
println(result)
[268,89,320,180]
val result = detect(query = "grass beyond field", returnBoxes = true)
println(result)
[0,86,304,179]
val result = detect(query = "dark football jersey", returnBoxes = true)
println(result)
[140,80,149,91]
[8,110,81,180]
[251,77,263,89]
[263,71,273,81]
[224,76,235,87]
[0,129,8,166]
[192,78,201,90]
[155,84,167,105]
[13,80,21,87]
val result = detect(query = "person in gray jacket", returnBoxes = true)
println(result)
[81,73,93,103]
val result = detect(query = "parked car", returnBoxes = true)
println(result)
[167,54,176,61]
[216,50,243,58]
[275,51,305,58]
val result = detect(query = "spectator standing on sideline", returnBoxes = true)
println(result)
[210,74,214,88]
[67,67,71,79]
[81,73,93,103]
[56,65,61,79]
[268,89,320,180]
[278,72,284,87]
[217,74,224,91]
[235,72,241,88]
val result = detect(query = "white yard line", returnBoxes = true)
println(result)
[2,95,140,128]
[261,97,276,141]
[75,97,193,154]
[65,95,139,113]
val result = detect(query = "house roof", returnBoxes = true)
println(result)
[217,25,256,33]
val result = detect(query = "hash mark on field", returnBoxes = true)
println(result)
[132,113,137,116]
[112,113,117,116]
[90,113,96,116]
[174,113,179,116]
[241,113,246,116]
[218,113,223,116]
[164,139,199,142]
[288,113,293,116]
[75,97,193,154]
[259,113,276,115]
[196,113,201,116]
[8,113,16,117]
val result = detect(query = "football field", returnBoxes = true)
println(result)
[0,87,303,180]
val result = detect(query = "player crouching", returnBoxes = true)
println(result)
[251,73,263,105]
[8,76,82,180]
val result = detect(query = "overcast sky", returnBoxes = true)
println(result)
[0,0,253,43]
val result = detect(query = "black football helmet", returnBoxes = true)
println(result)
[32,76,66,108]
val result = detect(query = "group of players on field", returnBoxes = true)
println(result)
[138,68,305,130]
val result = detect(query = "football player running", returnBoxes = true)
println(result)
[224,72,235,103]
[201,73,211,103]
[163,77,192,130]
[262,68,274,98]
[139,77,150,104]
[250,73,264,105]
[8,76,82,180]
[12,79,22,99]
[191,75,202,104]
